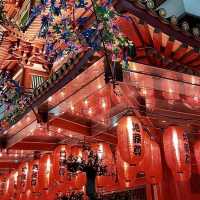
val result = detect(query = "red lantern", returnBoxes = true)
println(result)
[142,134,162,184]
[27,160,40,193]
[52,145,71,184]
[6,171,18,200]
[145,138,162,184]
[17,162,29,193]
[90,143,116,190]
[20,190,32,200]
[162,80,180,105]
[69,146,86,191]
[38,154,53,190]
[0,175,9,200]
[117,115,144,165]
[163,126,191,181]
[116,149,136,189]
[194,140,200,174]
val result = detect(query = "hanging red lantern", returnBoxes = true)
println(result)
[116,149,136,189]
[162,80,180,105]
[90,143,116,190]
[69,146,86,191]
[20,190,32,200]
[117,115,144,165]
[17,162,29,193]
[142,133,162,184]
[145,138,162,184]
[6,171,18,200]
[138,132,163,184]
[163,126,191,181]
[147,140,162,184]
[137,131,149,170]
[27,160,40,193]
[52,145,71,184]
[0,175,9,200]
[194,140,200,174]
[38,154,53,190]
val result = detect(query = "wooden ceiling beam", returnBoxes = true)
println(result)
[181,51,199,65]
[9,141,57,151]
[0,162,19,169]
[187,56,200,66]
[163,37,174,57]
[153,28,162,52]
[190,59,200,67]
[173,44,189,60]
[114,0,200,48]
[49,118,91,136]
[125,15,145,46]
[137,20,153,45]
[50,117,117,144]
[95,134,117,144]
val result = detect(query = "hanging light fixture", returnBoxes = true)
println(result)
[117,115,144,166]
[163,126,191,181]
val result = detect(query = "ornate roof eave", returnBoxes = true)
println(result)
[0,49,99,139]
[114,0,200,49]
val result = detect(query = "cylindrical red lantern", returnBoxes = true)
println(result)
[142,134,162,184]
[148,140,162,183]
[0,175,9,200]
[117,115,144,165]
[27,159,40,193]
[17,162,29,193]
[90,143,116,190]
[194,140,200,174]
[20,190,32,200]
[6,171,18,200]
[69,146,86,191]
[38,154,53,190]
[163,126,191,181]
[52,145,71,184]
[116,149,136,189]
